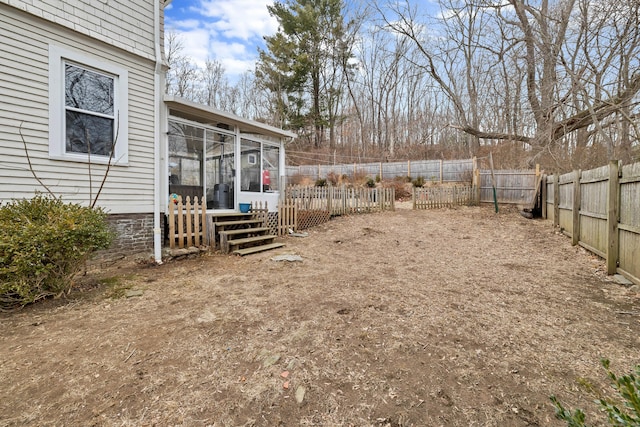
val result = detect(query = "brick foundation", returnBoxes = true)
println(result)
[91,213,156,265]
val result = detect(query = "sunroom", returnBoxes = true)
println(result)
[164,96,296,213]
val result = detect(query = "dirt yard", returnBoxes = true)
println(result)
[1,204,639,427]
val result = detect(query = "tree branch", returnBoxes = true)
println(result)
[19,122,58,199]
[91,115,120,208]
[552,73,640,140]
[449,124,532,143]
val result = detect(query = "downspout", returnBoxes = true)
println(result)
[152,0,163,264]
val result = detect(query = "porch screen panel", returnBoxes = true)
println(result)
[205,129,235,209]
[168,121,204,201]
[241,139,261,192]
[263,144,279,192]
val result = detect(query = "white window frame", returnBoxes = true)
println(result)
[48,45,128,164]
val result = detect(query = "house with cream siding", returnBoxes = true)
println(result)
[0,0,295,263]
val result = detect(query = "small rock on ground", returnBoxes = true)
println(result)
[125,290,144,298]
[614,274,634,286]
[271,254,303,262]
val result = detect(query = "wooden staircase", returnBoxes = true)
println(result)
[211,212,285,256]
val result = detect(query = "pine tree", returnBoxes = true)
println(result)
[256,0,352,149]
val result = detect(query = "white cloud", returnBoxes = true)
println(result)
[209,40,257,76]
[197,0,279,41]
[165,0,278,82]
[175,28,212,68]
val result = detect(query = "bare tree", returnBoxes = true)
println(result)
[378,0,640,166]
[165,29,198,99]
[197,58,227,108]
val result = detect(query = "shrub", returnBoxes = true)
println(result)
[353,170,368,183]
[412,176,426,187]
[288,173,311,186]
[326,172,340,186]
[550,359,640,426]
[315,178,327,187]
[0,195,113,310]
[385,180,411,200]
[375,174,381,183]
[365,177,376,188]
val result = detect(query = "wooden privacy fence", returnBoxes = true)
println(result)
[543,160,640,285]
[479,167,541,205]
[413,185,476,209]
[287,158,475,183]
[167,196,206,249]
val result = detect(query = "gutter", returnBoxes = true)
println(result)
[152,0,163,264]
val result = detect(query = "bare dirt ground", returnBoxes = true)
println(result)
[1,203,639,427]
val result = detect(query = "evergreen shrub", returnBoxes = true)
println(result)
[551,359,640,426]
[0,195,113,310]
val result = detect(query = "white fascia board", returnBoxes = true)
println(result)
[164,95,297,141]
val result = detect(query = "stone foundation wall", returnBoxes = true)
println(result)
[91,213,156,265]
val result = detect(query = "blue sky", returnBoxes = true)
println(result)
[164,0,279,81]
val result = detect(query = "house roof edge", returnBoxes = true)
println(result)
[164,95,297,141]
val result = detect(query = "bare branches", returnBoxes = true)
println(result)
[552,73,640,141]
[91,114,120,208]
[18,118,119,208]
[18,122,58,199]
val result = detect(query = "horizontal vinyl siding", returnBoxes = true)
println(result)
[0,5,156,215]
[1,0,156,61]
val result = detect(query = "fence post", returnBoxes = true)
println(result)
[177,197,185,248]
[474,168,481,205]
[407,160,411,178]
[201,197,208,246]
[185,196,192,247]
[606,160,620,275]
[553,174,560,227]
[168,201,176,249]
[440,160,444,183]
[572,170,581,246]
[412,187,416,210]
[541,175,547,219]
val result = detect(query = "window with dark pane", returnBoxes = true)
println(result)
[64,64,115,156]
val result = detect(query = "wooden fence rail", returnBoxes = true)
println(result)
[413,185,475,209]
[167,196,206,249]
[285,186,395,216]
[278,199,297,236]
[544,160,640,285]
[281,186,395,232]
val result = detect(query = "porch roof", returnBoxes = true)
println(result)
[164,95,297,141]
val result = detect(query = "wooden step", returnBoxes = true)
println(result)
[218,227,270,237]
[219,227,271,252]
[232,242,286,256]
[210,212,254,219]
[214,219,263,228]
[228,234,277,248]
[224,234,276,254]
